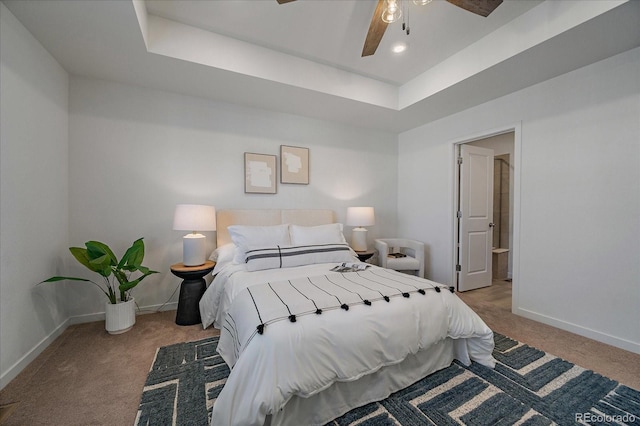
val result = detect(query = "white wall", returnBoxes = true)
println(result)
[0,3,70,388]
[398,47,640,353]
[68,78,398,317]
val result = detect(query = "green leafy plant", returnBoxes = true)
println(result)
[41,238,159,304]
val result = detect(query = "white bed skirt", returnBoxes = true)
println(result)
[268,338,456,426]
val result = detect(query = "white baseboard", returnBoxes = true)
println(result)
[67,302,178,324]
[136,301,178,314]
[514,307,640,354]
[0,318,70,390]
[68,312,104,325]
[0,302,178,390]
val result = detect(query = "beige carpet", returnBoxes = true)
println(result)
[0,310,215,425]
[1,281,638,425]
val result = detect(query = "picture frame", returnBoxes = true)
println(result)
[244,152,277,194]
[280,145,309,184]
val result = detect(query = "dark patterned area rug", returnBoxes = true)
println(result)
[135,334,640,425]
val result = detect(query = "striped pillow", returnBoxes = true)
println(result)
[244,243,356,272]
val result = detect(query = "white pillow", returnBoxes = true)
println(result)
[244,243,356,272]
[290,223,347,246]
[209,243,237,275]
[209,243,236,263]
[228,224,291,264]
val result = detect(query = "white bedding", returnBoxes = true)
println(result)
[200,263,495,426]
[200,263,353,330]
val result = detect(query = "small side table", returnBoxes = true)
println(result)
[170,260,215,326]
[355,250,375,262]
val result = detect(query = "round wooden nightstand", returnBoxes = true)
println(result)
[170,260,215,326]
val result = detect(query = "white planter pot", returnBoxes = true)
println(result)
[105,297,136,334]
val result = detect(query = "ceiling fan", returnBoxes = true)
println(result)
[276,0,503,57]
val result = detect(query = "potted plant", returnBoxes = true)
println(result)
[41,238,158,334]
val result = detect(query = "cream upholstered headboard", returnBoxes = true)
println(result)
[216,209,335,247]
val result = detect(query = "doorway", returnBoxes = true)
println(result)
[454,130,517,300]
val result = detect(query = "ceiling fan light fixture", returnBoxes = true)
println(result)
[413,0,433,5]
[381,0,402,23]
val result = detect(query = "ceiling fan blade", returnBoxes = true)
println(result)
[446,0,503,17]
[276,0,296,4]
[362,0,389,57]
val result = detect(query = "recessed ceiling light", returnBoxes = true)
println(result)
[392,43,407,54]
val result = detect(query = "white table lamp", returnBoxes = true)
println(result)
[173,204,216,266]
[346,207,375,252]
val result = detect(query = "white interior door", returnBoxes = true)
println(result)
[458,144,494,291]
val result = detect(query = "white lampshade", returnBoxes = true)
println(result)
[346,207,375,252]
[173,204,217,232]
[346,207,375,227]
[173,204,216,266]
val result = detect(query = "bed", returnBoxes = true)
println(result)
[199,209,495,426]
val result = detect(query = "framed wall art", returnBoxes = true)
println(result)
[280,145,309,184]
[244,152,277,194]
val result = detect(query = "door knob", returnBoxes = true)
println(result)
[489,223,495,228]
